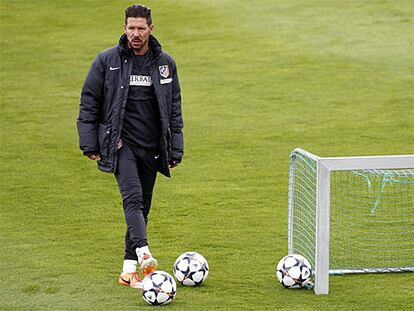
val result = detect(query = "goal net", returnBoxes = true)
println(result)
[288,148,414,294]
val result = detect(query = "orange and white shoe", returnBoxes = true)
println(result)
[118,272,142,289]
[139,253,158,276]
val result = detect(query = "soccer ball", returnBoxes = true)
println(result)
[173,251,209,286]
[276,254,312,289]
[141,271,177,306]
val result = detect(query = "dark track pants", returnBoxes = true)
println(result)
[115,143,158,260]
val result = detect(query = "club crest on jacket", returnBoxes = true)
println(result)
[159,65,170,78]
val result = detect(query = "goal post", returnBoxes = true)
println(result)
[288,148,414,295]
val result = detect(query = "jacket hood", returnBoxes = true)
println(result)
[117,34,162,60]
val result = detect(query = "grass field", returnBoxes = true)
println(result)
[1,0,414,310]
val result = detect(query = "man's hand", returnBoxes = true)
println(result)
[169,160,179,169]
[87,153,101,161]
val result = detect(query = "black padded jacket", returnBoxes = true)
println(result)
[77,35,183,177]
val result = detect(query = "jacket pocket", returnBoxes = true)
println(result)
[98,123,112,158]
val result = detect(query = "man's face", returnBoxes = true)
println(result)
[124,17,153,55]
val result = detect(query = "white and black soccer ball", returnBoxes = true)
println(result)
[173,251,209,286]
[276,254,312,289]
[141,271,177,306]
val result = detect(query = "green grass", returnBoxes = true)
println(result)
[1,0,414,310]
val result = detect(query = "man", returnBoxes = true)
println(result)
[77,4,183,289]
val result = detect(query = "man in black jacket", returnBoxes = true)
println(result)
[77,4,183,289]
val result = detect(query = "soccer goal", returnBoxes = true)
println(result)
[287,148,414,295]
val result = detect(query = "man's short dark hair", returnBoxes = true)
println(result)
[125,4,152,25]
